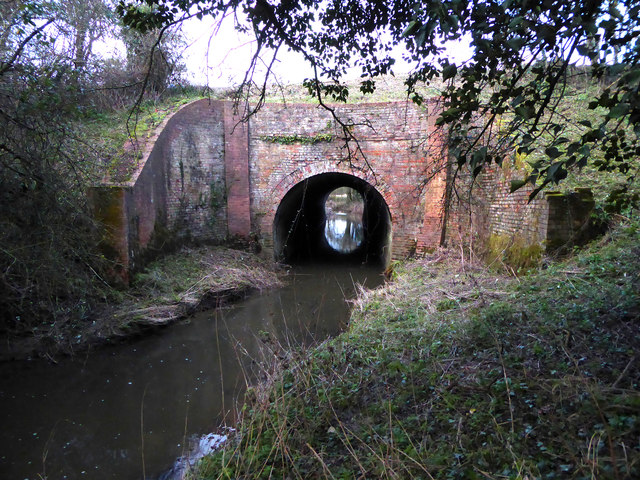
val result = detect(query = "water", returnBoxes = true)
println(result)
[0,264,383,479]
[325,212,364,253]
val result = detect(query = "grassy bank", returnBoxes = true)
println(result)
[0,246,281,362]
[192,220,639,479]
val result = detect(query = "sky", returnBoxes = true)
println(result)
[92,8,473,89]
[181,14,314,87]
[180,14,473,88]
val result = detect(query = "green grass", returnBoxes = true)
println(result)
[0,244,282,361]
[191,220,640,479]
[76,87,214,183]
[247,74,443,104]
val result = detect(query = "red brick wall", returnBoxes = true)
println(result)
[94,98,450,277]
[480,165,548,245]
[223,102,251,237]
[444,163,548,253]
[247,99,447,259]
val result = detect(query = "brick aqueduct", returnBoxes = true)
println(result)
[92,98,595,281]
[93,98,448,279]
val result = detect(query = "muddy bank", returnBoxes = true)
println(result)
[0,246,282,362]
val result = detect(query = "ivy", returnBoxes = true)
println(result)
[259,133,334,145]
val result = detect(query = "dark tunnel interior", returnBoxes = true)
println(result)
[273,173,392,266]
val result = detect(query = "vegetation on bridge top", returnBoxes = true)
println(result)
[83,86,210,184]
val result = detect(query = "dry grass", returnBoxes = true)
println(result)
[191,221,640,480]
[0,246,282,361]
[106,246,283,337]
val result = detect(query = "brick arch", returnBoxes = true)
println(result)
[247,101,447,260]
[270,170,393,265]
[266,161,401,225]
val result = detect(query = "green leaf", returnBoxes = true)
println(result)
[402,20,421,38]
[510,179,527,193]
[545,146,561,159]
[622,68,640,84]
[416,25,431,46]
[538,24,556,44]
[609,4,623,19]
[546,162,567,182]
[442,63,457,81]
[508,16,523,29]
[579,144,591,157]
[507,37,525,50]
[472,147,487,167]
[608,103,629,119]
[514,105,534,120]
[567,142,581,154]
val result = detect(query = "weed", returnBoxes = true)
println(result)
[259,133,334,145]
[190,220,640,479]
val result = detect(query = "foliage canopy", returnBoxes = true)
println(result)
[119,0,640,206]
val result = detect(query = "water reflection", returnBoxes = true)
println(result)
[325,212,364,253]
[0,265,382,480]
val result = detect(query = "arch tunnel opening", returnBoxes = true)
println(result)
[273,173,392,266]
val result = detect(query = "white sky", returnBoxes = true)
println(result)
[178,13,311,87]
[180,14,473,88]
[93,12,472,88]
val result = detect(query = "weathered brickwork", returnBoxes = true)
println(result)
[223,102,252,237]
[545,189,597,250]
[445,163,595,255]
[162,100,227,243]
[481,165,548,244]
[95,100,228,274]
[248,99,447,259]
[93,97,595,281]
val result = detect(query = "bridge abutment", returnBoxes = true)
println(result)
[93,97,596,283]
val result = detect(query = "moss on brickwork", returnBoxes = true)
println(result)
[91,187,125,251]
[209,179,226,210]
[259,133,334,145]
[487,233,544,272]
[545,190,598,252]
[89,186,130,284]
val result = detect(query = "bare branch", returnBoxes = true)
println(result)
[0,19,55,77]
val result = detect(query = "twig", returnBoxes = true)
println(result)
[306,442,337,480]
[0,20,54,77]
[612,356,636,389]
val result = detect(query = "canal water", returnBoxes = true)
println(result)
[325,212,364,254]
[0,264,383,479]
